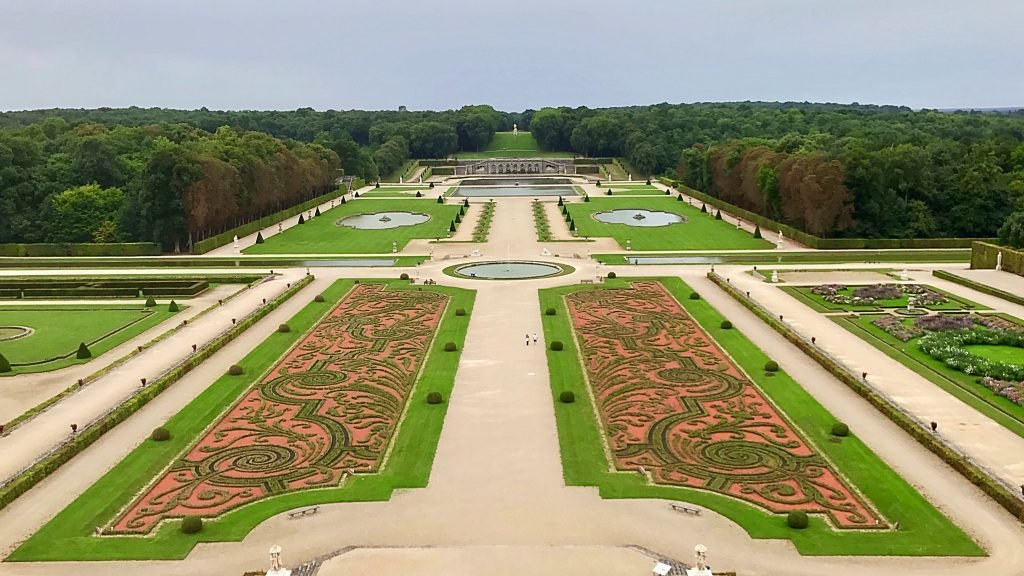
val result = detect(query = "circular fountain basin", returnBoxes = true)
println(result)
[448,261,571,280]
[337,211,429,229]
[593,209,685,227]
[0,326,33,342]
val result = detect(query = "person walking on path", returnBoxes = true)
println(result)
[532,333,538,345]
[525,334,530,346]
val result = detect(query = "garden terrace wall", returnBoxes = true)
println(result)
[706,272,1024,522]
[932,270,1024,307]
[0,275,314,512]
[193,186,351,254]
[971,241,1024,276]
[0,243,160,257]
[419,159,458,167]
[658,177,993,250]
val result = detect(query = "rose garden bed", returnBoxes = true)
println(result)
[783,284,986,313]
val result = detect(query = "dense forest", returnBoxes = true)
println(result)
[2,102,1024,246]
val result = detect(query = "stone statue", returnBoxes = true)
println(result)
[685,544,712,576]
[267,545,291,576]
[233,235,239,248]
[771,270,779,283]
[513,123,518,136]
[997,251,1003,271]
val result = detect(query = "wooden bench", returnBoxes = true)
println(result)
[670,503,701,516]
[287,506,320,519]
[580,279,593,284]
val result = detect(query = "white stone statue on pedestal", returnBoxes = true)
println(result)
[899,269,910,281]
[400,176,404,183]
[771,270,779,283]
[233,235,239,248]
[777,229,785,249]
[996,251,1003,271]
[267,545,292,576]
[513,123,518,136]
[686,544,712,576]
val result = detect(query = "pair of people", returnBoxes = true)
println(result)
[525,333,538,346]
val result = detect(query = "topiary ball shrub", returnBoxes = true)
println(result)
[278,324,291,333]
[831,422,850,437]
[720,320,733,329]
[400,272,410,280]
[76,342,92,359]
[545,307,557,316]
[314,294,325,302]
[455,308,466,316]
[228,364,244,376]
[787,510,808,529]
[607,271,616,279]
[181,516,203,534]
[444,342,458,352]
[426,391,444,404]
[151,427,171,442]
[145,296,157,307]
[550,341,564,351]
[764,360,780,373]
[0,352,10,373]
[168,300,179,312]
[559,391,576,403]
[689,292,701,300]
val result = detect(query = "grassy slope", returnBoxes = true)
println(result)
[361,186,429,198]
[604,185,666,195]
[243,199,463,254]
[833,314,1024,439]
[0,306,179,374]
[567,197,773,251]
[10,280,475,561]
[781,285,988,313]
[539,277,980,556]
[591,250,972,265]
[457,132,574,159]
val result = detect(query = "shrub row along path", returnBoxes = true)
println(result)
[0,272,307,484]
[0,197,1023,575]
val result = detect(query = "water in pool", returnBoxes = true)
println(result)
[336,212,429,229]
[593,209,685,227]
[460,177,574,186]
[455,261,563,279]
[453,185,575,197]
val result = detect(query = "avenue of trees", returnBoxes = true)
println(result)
[3,102,1024,243]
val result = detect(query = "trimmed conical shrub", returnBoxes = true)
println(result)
[341,197,347,204]
[463,198,469,207]
[0,352,11,373]
[76,342,92,359]
[298,214,306,225]
[314,207,321,217]
[583,195,590,203]
[168,300,179,312]
[558,197,564,206]
[715,209,722,220]
[449,221,456,232]
[455,212,462,223]
[605,189,612,195]
[569,220,576,231]
[415,190,422,197]
[701,204,707,213]
[753,224,762,239]
[677,194,684,201]
[375,181,380,188]
[145,296,157,307]
[437,196,444,204]
[429,182,435,188]
[255,231,265,244]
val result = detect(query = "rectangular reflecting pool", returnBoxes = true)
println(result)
[452,185,577,197]
[620,256,725,265]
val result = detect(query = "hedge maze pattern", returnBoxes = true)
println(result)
[565,281,882,529]
[111,284,447,534]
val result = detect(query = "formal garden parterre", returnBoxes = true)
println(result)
[10,279,474,560]
[541,277,980,555]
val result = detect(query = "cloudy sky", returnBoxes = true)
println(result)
[2,0,1021,112]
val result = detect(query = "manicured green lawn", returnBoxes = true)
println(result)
[361,186,429,198]
[0,305,179,375]
[457,131,574,159]
[540,277,980,556]
[567,197,773,251]
[781,285,988,313]
[592,249,973,265]
[964,345,1024,364]
[243,199,464,254]
[832,313,1024,439]
[9,280,475,561]
[603,184,666,195]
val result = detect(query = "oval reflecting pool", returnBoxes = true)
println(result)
[452,261,567,280]
[593,209,685,227]
[336,212,429,229]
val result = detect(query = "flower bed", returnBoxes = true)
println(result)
[811,283,948,307]
[981,377,1024,406]
[918,328,1024,381]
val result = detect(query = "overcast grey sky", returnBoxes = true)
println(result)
[2,0,1021,112]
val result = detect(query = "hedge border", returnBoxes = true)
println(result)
[659,177,994,250]
[707,272,1024,522]
[0,243,160,258]
[970,241,1024,277]
[0,275,314,512]
[932,270,1024,308]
